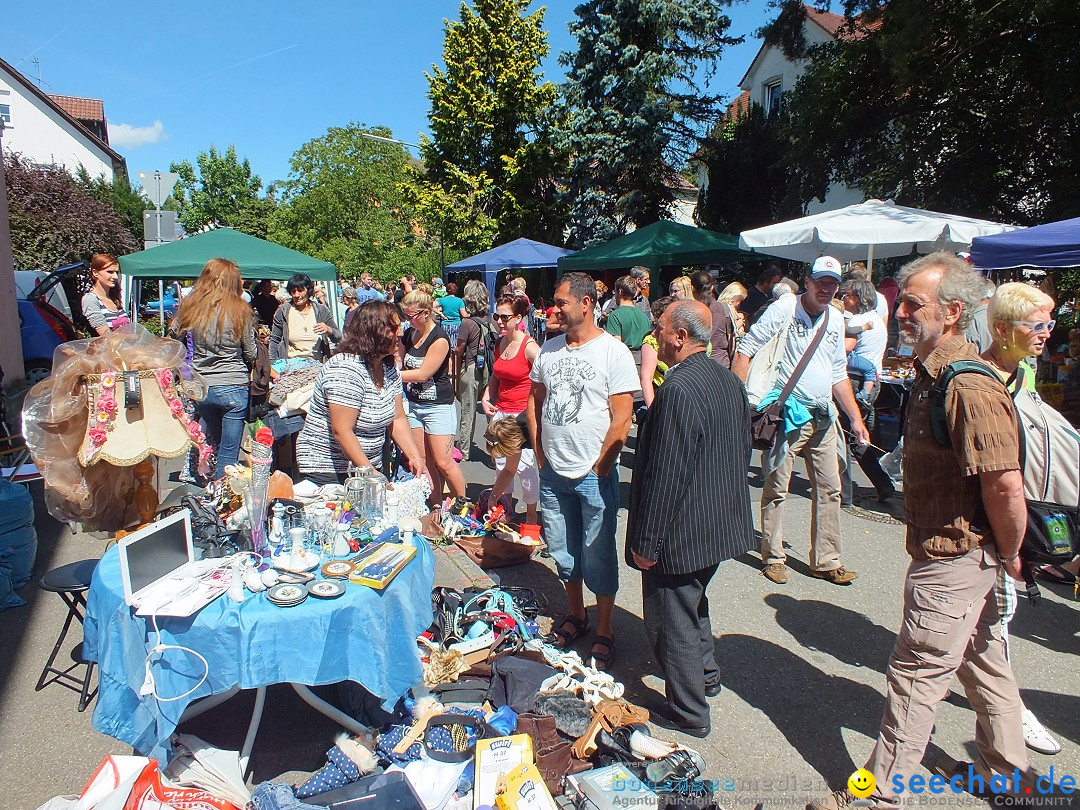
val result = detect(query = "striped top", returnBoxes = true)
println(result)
[296,354,401,475]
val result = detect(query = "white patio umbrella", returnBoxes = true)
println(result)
[739,199,1018,271]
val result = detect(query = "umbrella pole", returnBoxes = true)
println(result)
[159,279,165,332]
[868,244,875,276]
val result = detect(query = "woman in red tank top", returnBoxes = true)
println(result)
[481,295,540,523]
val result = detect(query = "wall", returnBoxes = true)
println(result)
[0,67,114,182]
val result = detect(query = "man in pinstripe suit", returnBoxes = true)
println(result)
[626,299,755,737]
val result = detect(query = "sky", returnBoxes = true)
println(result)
[4,1,773,191]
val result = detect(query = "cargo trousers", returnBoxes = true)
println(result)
[866,545,1031,806]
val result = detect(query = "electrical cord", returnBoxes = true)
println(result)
[140,552,260,703]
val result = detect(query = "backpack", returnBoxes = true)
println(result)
[930,360,1080,599]
[475,318,497,382]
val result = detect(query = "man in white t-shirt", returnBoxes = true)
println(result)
[528,272,640,671]
[733,256,869,587]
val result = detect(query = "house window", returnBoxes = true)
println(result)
[0,89,10,125]
[764,79,783,114]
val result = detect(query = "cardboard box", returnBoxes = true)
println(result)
[473,735,534,810]
[495,763,557,810]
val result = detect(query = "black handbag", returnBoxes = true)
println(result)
[750,314,828,450]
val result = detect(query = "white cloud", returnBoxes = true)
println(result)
[108,120,167,149]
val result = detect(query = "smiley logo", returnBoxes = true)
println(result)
[848,769,876,799]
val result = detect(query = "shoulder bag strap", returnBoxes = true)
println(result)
[774,309,830,408]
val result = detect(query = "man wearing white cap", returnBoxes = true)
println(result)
[733,256,870,585]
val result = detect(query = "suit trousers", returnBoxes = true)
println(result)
[456,363,482,454]
[642,564,720,729]
[866,545,1030,806]
[760,420,843,571]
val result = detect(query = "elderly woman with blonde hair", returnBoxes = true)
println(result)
[980,280,1074,754]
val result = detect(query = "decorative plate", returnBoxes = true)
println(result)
[271,551,322,573]
[321,561,354,579]
[307,580,346,599]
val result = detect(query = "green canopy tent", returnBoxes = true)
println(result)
[557,220,756,274]
[119,227,340,325]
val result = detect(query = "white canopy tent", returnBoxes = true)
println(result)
[739,199,1018,271]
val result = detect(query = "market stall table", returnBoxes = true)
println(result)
[82,533,434,767]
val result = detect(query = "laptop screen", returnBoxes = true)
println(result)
[120,511,193,600]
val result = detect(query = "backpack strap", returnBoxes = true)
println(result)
[928,360,1006,447]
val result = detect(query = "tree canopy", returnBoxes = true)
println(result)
[422,0,565,253]
[267,124,437,284]
[75,168,149,246]
[5,151,137,270]
[170,144,275,238]
[558,0,741,248]
[779,0,1080,224]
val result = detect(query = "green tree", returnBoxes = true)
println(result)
[268,124,437,284]
[558,0,741,248]
[423,0,566,253]
[696,104,803,235]
[170,145,275,238]
[75,168,149,245]
[4,151,137,270]
[778,0,1080,224]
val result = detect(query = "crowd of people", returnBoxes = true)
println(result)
[74,250,1076,803]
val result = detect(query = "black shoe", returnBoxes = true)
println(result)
[705,681,722,698]
[649,709,711,739]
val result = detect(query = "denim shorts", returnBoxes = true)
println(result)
[406,400,459,435]
[538,465,620,596]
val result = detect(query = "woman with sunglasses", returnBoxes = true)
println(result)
[480,295,540,523]
[980,281,1072,756]
[399,289,465,505]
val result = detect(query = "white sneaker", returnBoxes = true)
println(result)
[1023,709,1061,755]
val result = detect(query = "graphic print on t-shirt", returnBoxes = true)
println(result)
[542,356,598,426]
[403,352,437,402]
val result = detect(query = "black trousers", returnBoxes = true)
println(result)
[838,380,896,504]
[642,563,720,728]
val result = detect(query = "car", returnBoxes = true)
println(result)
[17,263,83,384]
[141,287,178,320]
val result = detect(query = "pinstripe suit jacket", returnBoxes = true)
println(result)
[625,351,754,575]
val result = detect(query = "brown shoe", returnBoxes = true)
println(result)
[763,562,788,584]
[812,566,858,585]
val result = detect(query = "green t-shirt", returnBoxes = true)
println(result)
[605,304,652,350]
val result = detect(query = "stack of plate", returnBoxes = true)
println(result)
[267,583,308,608]
[307,580,346,600]
[320,561,354,580]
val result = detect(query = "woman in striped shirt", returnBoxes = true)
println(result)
[296,301,426,486]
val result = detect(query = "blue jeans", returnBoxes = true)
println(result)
[538,465,620,596]
[197,384,249,479]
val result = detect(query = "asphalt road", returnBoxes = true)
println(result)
[1,421,1076,810]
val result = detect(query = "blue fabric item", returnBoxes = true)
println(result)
[0,481,36,612]
[251,781,325,810]
[757,388,812,435]
[294,744,362,799]
[82,532,435,763]
[486,704,518,736]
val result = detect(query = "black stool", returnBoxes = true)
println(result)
[36,558,99,711]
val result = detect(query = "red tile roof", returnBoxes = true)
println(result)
[48,94,105,121]
[724,90,751,123]
[804,5,848,36]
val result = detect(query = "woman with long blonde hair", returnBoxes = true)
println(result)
[173,258,257,478]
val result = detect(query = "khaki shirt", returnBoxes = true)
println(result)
[903,334,1020,560]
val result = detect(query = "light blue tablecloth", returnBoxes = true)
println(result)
[82,533,435,762]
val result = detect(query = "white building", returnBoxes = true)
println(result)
[699,4,868,215]
[0,55,126,182]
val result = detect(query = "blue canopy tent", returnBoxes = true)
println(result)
[971,216,1080,270]
[444,238,574,306]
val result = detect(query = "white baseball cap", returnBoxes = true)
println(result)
[810,256,842,281]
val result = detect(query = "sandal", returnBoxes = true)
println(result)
[571,698,650,760]
[587,635,615,671]
[1035,564,1078,585]
[545,614,590,649]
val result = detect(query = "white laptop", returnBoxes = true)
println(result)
[118,510,226,617]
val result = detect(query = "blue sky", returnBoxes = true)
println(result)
[5,1,770,190]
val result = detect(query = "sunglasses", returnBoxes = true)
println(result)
[403,309,426,319]
[1011,320,1056,334]
[493,313,517,322]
